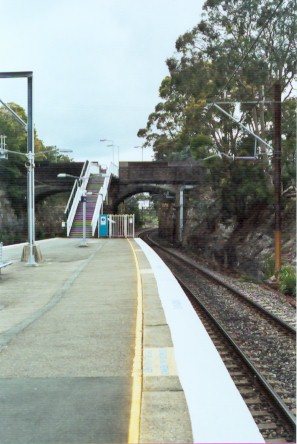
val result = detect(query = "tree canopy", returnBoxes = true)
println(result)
[138,0,296,161]
[0,103,72,161]
[137,0,296,222]
[0,103,72,210]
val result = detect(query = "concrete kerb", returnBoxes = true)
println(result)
[131,240,193,443]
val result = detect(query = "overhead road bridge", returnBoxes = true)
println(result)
[108,160,204,210]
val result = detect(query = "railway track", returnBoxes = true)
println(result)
[140,230,296,443]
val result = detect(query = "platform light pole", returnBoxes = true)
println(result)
[107,144,119,165]
[57,173,88,247]
[0,71,37,265]
[100,138,116,163]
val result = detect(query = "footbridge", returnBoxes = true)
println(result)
[58,160,204,242]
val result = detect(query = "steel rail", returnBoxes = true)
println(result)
[176,274,296,432]
[140,229,296,436]
[145,232,296,336]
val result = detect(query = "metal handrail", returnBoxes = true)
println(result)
[65,160,91,236]
[65,179,79,219]
[80,159,89,180]
[64,160,89,218]
[91,162,119,236]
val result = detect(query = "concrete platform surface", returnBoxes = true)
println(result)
[0,238,192,444]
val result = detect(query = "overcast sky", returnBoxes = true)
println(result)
[1,0,204,165]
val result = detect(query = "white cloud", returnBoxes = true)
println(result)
[0,0,203,164]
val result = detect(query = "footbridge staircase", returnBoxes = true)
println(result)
[62,160,204,241]
[63,161,118,238]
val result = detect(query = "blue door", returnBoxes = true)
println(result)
[99,214,108,237]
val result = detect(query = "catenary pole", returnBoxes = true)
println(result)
[273,82,282,278]
[27,74,36,264]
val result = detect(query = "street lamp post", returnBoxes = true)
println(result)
[107,144,119,164]
[57,173,88,247]
[109,145,115,163]
[100,139,120,164]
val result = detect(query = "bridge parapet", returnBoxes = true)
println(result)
[119,161,204,184]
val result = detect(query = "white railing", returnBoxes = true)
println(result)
[65,161,93,236]
[91,162,119,236]
[108,214,135,238]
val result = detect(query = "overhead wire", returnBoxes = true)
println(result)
[203,0,288,158]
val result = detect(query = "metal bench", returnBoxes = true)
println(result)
[0,242,12,275]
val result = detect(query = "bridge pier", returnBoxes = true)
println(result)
[158,187,191,245]
[158,200,176,243]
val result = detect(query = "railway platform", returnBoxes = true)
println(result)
[0,238,265,443]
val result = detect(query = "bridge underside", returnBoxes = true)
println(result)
[104,161,204,243]
[3,160,203,243]
[108,183,176,211]
[108,161,203,209]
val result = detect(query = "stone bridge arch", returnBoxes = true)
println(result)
[106,160,204,243]
[106,180,180,242]
[108,182,177,212]
[12,159,204,243]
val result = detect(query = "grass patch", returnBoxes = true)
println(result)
[279,266,296,297]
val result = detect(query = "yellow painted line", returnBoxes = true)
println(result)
[127,239,143,444]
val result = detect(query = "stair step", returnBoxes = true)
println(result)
[68,171,106,239]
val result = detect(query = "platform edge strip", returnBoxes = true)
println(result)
[127,238,144,444]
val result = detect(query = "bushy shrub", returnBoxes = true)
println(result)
[279,266,296,296]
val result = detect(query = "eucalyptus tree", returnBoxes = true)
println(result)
[138,0,296,222]
[197,0,296,157]
[139,0,296,161]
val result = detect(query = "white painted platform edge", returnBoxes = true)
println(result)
[135,238,265,444]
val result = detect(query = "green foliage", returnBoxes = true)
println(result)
[137,0,295,226]
[119,196,143,227]
[138,0,295,154]
[190,135,213,159]
[281,99,296,190]
[220,160,272,223]
[279,266,296,296]
[264,258,296,297]
[0,103,27,154]
[264,256,275,279]
[0,103,72,243]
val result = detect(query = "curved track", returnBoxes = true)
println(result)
[140,230,296,443]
